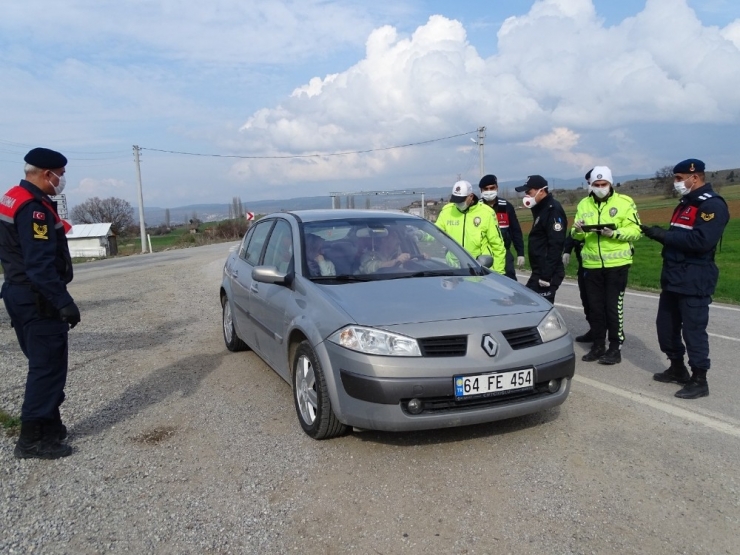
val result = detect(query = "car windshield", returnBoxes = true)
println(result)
[301,217,485,281]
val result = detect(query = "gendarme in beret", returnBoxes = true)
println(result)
[24,147,67,170]
[673,158,705,174]
[478,174,498,188]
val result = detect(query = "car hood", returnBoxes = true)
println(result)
[316,275,550,326]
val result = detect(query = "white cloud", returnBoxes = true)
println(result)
[236,0,740,186]
[0,0,387,65]
[721,19,740,47]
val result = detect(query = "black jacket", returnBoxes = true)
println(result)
[527,193,567,282]
[486,198,525,256]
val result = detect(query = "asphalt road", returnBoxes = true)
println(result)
[2,243,738,554]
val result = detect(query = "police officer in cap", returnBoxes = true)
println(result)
[0,147,80,458]
[478,174,525,280]
[515,175,568,303]
[641,159,729,399]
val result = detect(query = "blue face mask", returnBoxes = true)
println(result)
[456,201,469,212]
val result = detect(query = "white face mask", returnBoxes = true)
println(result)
[591,185,610,199]
[456,201,469,212]
[522,193,538,209]
[481,190,498,201]
[50,171,66,195]
[674,181,689,196]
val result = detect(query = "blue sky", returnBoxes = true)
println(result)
[1,0,739,212]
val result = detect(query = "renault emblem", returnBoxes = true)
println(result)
[481,334,498,357]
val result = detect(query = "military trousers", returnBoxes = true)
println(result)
[1,282,69,422]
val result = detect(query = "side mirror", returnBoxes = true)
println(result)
[476,254,493,268]
[252,266,292,286]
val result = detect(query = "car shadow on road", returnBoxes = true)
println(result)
[70,351,227,438]
[350,407,562,447]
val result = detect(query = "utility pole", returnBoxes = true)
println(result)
[133,145,148,253]
[477,126,486,179]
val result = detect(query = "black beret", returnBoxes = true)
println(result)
[673,158,705,174]
[478,174,498,188]
[515,175,548,192]
[24,147,67,169]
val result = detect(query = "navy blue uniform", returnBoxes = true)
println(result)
[489,198,525,280]
[0,180,74,422]
[525,194,567,303]
[656,183,729,371]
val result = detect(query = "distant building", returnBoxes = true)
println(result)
[66,223,117,258]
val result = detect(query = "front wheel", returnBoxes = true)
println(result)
[222,295,248,352]
[293,341,348,439]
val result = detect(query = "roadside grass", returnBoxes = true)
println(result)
[0,408,21,437]
[116,221,242,255]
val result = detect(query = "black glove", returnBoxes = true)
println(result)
[59,302,81,329]
[640,224,667,244]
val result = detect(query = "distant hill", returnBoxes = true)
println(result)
[143,169,739,226]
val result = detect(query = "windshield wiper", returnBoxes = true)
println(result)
[397,270,459,279]
[310,274,374,282]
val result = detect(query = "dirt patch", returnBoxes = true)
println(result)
[131,425,177,445]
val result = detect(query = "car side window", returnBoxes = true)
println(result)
[244,221,273,266]
[238,226,256,260]
[262,220,293,272]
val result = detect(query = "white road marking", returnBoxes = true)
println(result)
[574,375,740,439]
[555,303,740,342]
[553,276,740,312]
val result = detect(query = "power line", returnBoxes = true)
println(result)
[139,130,478,159]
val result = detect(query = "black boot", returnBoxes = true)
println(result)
[575,330,594,343]
[598,345,621,365]
[14,421,72,460]
[51,410,67,441]
[675,369,709,399]
[653,359,690,384]
[582,344,606,362]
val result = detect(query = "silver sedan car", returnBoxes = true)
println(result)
[220,210,575,439]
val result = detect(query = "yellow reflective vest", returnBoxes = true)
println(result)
[571,191,642,269]
[435,201,507,275]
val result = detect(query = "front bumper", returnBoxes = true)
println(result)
[319,336,575,432]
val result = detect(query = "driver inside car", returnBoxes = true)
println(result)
[358,229,413,274]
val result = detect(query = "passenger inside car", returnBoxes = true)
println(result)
[305,234,336,276]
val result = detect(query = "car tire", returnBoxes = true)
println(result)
[293,341,348,440]
[222,295,248,352]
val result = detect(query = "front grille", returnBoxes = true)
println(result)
[501,327,542,350]
[402,384,554,414]
[418,335,467,357]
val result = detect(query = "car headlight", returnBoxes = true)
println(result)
[537,308,568,343]
[329,326,421,357]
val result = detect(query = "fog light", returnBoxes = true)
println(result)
[407,398,423,414]
[547,379,560,393]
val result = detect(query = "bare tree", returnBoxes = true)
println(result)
[70,197,135,235]
[654,166,675,198]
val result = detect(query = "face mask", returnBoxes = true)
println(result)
[50,172,66,195]
[674,181,689,196]
[481,190,498,201]
[591,185,610,199]
[522,194,538,209]
[456,201,469,212]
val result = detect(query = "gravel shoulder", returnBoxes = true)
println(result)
[2,243,739,554]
